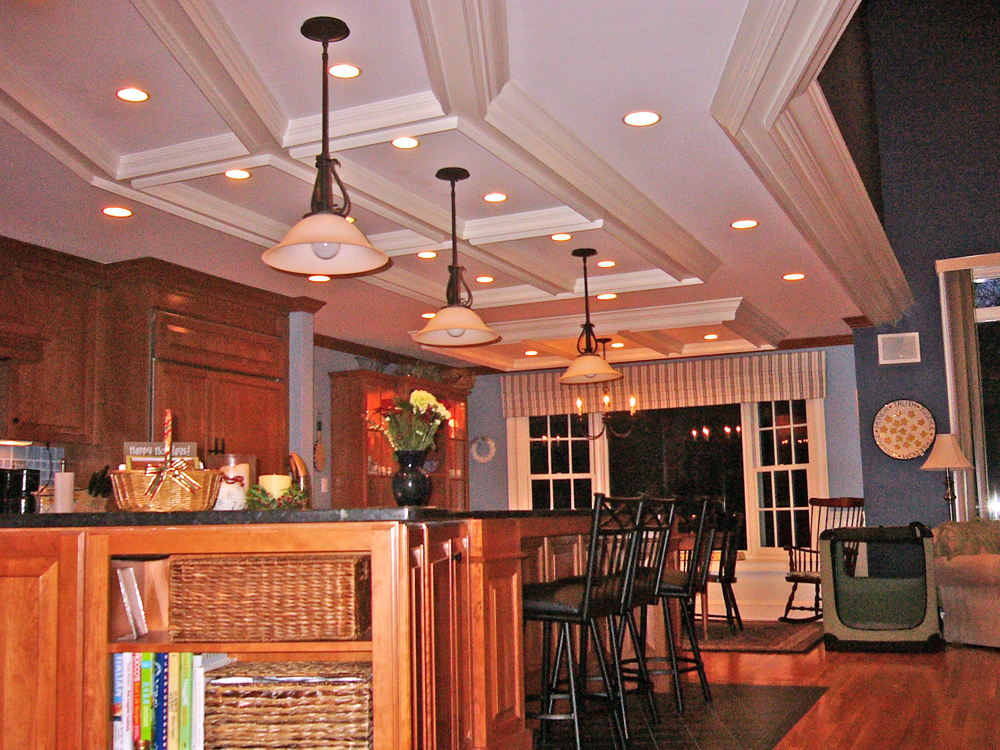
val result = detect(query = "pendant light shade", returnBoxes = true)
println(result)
[263,17,389,277]
[412,167,500,348]
[559,247,622,384]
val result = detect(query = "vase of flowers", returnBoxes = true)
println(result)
[370,389,452,506]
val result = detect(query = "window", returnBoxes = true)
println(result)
[742,399,828,558]
[527,414,594,510]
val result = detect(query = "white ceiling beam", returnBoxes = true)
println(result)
[720,299,787,347]
[141,183,286,243]
[118,133,249,181]
[617,330,685,357]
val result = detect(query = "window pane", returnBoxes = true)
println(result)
[549,415,569,439]
[776,510,793,547]
[759,474,774,508]
[573,478,593,509]
[776,427,793,464]
[759,510,775,547]
[775,471,790,507]
[570,414,589,438]
[793,509,810,547]
[793,424,809,464]
[571,439,590,473]
[529,416,548,439]
[552,479,572,509]
[550,439,570,474]
[791,399,807,425]
[791,469,809,507]
[775,399,790,424]
[531,480,550,510]
[530,441,548,475]
[758,402,774,428]
[760,430,775,466]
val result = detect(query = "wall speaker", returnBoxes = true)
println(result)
[877,332,921,365]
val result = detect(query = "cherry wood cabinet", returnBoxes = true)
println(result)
[0,238,103,445]
[0,529,85,750]
[329,370,470,510]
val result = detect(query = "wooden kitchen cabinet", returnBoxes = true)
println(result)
[0,238,103,444]
[0,529,85,750]
[329,370,471,510]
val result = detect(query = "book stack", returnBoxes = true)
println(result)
[111,652,233,750]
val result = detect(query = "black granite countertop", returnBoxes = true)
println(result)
[0,506,589,528]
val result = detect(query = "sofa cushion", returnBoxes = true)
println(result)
[932,519,1000,559]
[935,554,1000,588]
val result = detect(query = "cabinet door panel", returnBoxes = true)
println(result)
[0,531,83,750]
[153,360,211,449]
[211,370,287,476]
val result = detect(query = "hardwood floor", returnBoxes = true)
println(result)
[699,642,1000,750]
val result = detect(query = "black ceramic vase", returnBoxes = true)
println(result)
[392,450,432,506]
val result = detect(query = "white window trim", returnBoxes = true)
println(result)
[740,399,829,562]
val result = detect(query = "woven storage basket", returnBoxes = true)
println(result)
[111,469,222,512]
[169,554,371,642]
[204,661,372,750]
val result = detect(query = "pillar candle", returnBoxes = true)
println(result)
[258,474,292,499]
[215,463,251,511]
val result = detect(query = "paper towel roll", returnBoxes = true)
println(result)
[54,472,75,513]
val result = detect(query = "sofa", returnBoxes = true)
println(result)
[933,519,1000,648]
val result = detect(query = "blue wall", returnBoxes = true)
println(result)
[467,374,509,510]
[856,0,1000,525]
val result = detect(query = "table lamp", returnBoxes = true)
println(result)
[920,434,973,521]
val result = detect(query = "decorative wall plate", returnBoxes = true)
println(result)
[872,399,936,459]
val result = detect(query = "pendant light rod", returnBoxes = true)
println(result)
[302,17,351,218]
[436,167,472,307]
[573,247,600,355]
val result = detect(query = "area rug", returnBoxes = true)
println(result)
[697,620,824,653]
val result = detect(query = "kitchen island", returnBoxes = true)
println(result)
[0,508,591,750]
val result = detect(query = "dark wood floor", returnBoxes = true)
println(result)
[700,642,1000,750]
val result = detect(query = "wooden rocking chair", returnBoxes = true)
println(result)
[780,497,865,622]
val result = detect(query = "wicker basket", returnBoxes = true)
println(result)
[169,554,371,642]
[204,661,372,750]
[111,469,222,512]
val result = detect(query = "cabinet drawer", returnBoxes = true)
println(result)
[153,312,284,379]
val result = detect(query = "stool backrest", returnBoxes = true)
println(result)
[716,511,744,583]
[628,496,676,610]
[583,494,644,620]
[676,497,721,597]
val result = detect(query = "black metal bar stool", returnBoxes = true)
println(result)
[522,495,641,750]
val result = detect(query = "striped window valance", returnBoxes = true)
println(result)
[500,350,827,418]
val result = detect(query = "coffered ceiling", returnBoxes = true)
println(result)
[0,0,912,371]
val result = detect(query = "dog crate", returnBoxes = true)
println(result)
[820,523,943,652]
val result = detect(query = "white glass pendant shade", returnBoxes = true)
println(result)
[262,213,389,275]
[412,305,500,347]
[559,353,623,384]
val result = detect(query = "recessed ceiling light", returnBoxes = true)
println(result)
[782,272,806,281]
[329,64,360,79]
[345,216,356,223]
[974,277,987,284]
[307,274,331,283]
[623,111,660,127]
[731,219,759,229]
[551,233,572,241]
[596,293,617,300]
[483,193,507,203]
[525,350,538,356]
[597,260,616,268]
[475,276,494,284]
[102,206,132,218]
[392,136,419,149]
[421,312,437,319]
[417,251,438,259]
[225,169,251,180]
[116,88,148,102]
[704,333,719,340]
[610,342,625,349]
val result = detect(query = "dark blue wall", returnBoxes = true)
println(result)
[858,0,1000,525]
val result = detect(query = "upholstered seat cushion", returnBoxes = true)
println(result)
[656,567,689,595]
[522,574,625,621]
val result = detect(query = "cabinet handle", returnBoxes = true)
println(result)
[452,551,463,562]
[11,417,19,425]
[220,436,226,454]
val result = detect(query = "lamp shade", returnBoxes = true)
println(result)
[921,434,973,471]
[411,305,500,347]
[558,353,623,384]
[262,213,389,275]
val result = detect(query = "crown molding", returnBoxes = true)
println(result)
[140,182,285,243]
[463,206,602,244]
[720,298,786,347]
[617,330,685,356]
[710,0,912,325]
[283,92,447,150]
[130,152,274,190]
[472,270,697,309]
[117,133,249,180]
[358,266,444,307]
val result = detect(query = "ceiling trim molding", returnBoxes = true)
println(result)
[117,133,249,180]
[720,298,787,347]
[617,330,685,357]
[464,206,602,244]
[283,92,448,150]
[710,0,912,325]
[358,267,444,307]
[485,82,721,282]
[472,270,697,309]
[140,182,284,243]
[130,152,273,190]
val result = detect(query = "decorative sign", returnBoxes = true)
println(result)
[872,400,936,460]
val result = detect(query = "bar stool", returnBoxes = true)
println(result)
[522,495,640,750]
[645,496,720,713]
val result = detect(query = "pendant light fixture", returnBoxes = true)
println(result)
[262,17,389,276]
[559,248,623,384]
[411,168,500,347]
